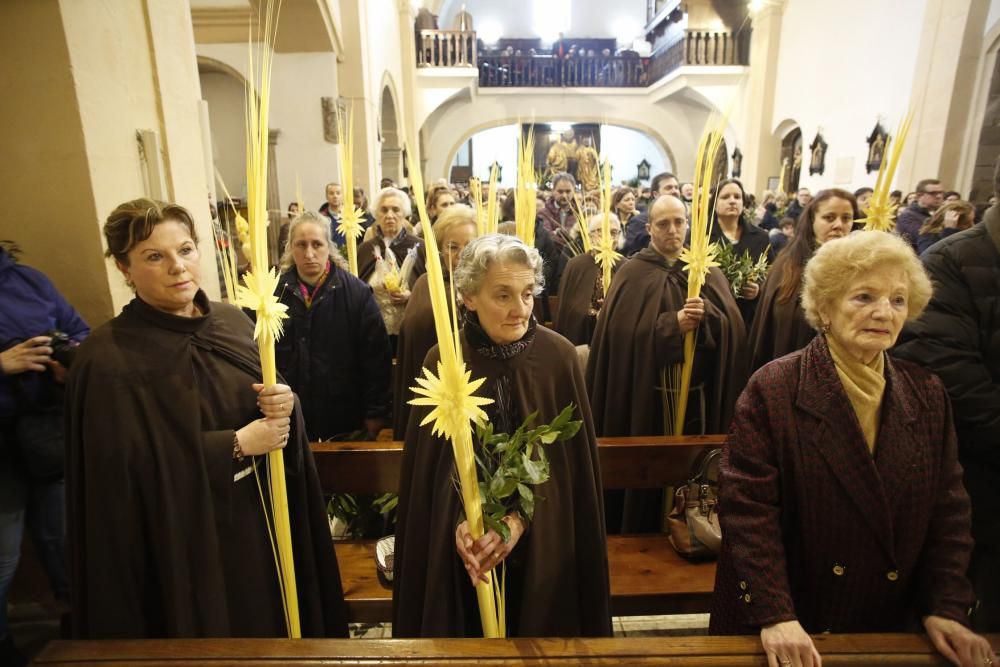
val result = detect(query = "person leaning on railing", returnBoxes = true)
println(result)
[710,230,996,667]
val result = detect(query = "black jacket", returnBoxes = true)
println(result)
[893,208,1000,544]
[274,266,392,440]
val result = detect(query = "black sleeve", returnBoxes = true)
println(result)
[357,285,393,420]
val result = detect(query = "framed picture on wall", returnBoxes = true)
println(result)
[866,122,888,174]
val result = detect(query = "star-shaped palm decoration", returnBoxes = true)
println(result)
[859,200,898,233]
[336,206,366,243]
[680,240,721,289]
[410,359,493,442]
[236,268,289,342]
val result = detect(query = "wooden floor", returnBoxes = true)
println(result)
[36,634,996,665]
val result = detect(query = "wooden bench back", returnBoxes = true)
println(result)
[38,634,995,665]
[311,434,727,495]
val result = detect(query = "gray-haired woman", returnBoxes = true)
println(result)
[392,234,612,638]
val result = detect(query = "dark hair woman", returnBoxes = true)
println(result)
[746,188,857,372]
[706,178,774,326]
[66,198,348,639]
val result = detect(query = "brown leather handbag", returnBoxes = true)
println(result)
[667,448,722,560]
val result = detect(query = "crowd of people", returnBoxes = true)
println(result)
[1,158,998,667]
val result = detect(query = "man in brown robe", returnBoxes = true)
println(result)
[553,213,623,346]
[586,195,749,531]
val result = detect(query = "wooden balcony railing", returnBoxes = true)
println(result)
[415,29,748,87]
[417,29,477,67]
[478,54,650,88]
[649,29,750,83]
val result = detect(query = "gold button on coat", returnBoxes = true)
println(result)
[832,564,845,576]
[743,593,752,603]
[740,581,747,590]
[886,570,899,581]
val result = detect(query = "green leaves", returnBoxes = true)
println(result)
[472,403,582,539]
[713,241,769,298]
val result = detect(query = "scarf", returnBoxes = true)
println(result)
[825,334,886,454]
[463,310,537,361]
[297,260,330,309]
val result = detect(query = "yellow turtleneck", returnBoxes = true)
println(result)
[825,334,886,455]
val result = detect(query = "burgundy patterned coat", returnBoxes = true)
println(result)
[710,335,975,634]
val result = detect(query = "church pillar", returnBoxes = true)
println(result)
[397,0,423,179]
[737,0,786,196]
[901,0,987,189]
[336,0,379,196]
[0,0,218,326]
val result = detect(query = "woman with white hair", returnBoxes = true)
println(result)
[711,231,995,667]
[553,212,624,346]
[392,234,612,638]
[357,187,426,341]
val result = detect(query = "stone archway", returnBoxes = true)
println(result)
[380,85,402,184]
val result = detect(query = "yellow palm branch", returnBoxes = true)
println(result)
[595,160,623,295]
[515,128,536,246]
[226,0,299,638]
[335,106,366,275]
[669,116,726,436]
[860,113,913,232]
[485,163,500,235]
[405,145,502,638]
[470,178,486,237]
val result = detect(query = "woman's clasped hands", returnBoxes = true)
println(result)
[454,514,525,587]
[236,383,295,456]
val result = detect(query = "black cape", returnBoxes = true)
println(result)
[392,325,612,637]
[746,253,816,373]
[66,292,348,638]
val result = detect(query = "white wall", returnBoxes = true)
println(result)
[600,124,671,184]
[200,71,247,199]
[770,0,929,192]
[439,0,647,43]
[197,44,341,213]
[469,124,519,187]
[988,0,1000,36]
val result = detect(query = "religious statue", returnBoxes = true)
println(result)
[546,128,578,179]
[576,135,600,192]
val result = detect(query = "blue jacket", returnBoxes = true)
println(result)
[0,248,89,416]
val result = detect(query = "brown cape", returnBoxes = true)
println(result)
[586,247,749,437]
[392,273,459,438]
[553,252,623,346]
[66,292,348,638]
[392,326,612,638]
[746,253,816,373]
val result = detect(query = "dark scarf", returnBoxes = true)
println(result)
[462,310,537,360]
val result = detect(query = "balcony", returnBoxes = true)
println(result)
[416,28,748,89]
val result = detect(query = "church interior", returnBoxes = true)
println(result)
[2,0,1000,664]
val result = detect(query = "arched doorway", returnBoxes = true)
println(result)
[380,85,402,185]
[779,127,803,195]
[198,58,248,200]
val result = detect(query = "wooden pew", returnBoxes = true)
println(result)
[37,634,996,665]
[313,435,724,623]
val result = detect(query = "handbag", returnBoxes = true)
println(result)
[667,448,722,560]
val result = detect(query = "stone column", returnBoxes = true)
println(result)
[397,0,423,179]
[736,0,786,197]
[0,0,218,326]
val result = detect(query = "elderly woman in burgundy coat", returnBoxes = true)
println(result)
[710,231,996,667]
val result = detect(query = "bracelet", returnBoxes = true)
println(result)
[232,432,244,461]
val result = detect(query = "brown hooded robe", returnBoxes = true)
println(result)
[66,292,348,639]
[586,248,749,532]
[392,324,612,638]
[553,252,622,347]
[746,253,816,373]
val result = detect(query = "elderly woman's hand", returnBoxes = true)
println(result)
[388,289,411,306]
[236,416,291,457]
[0,336,53,375]
[676,296,705,334]
[923,615,997,667]
[254,383,294,419]
[455,514,525,587]
[760,620,821,667]
[741,281,761,301]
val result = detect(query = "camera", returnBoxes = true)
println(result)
[47,330,78,368]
